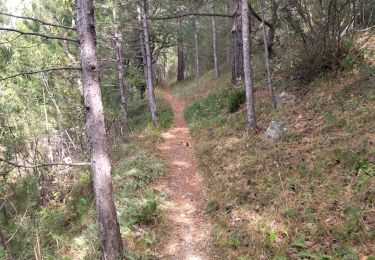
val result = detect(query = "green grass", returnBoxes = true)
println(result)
[128,96,173,134]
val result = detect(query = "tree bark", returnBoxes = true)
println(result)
[75,0,123,259]
[242,0,257,129]
[267,0,279,57]
[211,0,219,78]
[112,2,129,131]
[138,1,158,125]
[232,0,244,84]
[260,0,277,109]
[177,18,185,81]
[194,18,200,87]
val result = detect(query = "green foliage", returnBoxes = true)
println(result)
[265,229,277,247]
[184,89,230,133]
[128,98,173,133]
[297,251,331,259]
[126,67,146,95]
[114,151,164,229]
[184,89,229,122]
[205,200,220,213]
[273,256,288,260]
[229,233,238,249]
[158,103,174,129]
[334,148,374,176]
[227,89,246,113]
[292,235,306,248]
[0,46,13,70]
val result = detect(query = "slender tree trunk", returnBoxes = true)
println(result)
[76,0,123,259]
[177,18,185,81]
[232,0,244,84]
[260,0,277,109]
[194,18,200,87]
[211,0,219,78]
[114,36,129,131]
[242,0,256,129]
[138,1,158,125]
[112,3,129,131]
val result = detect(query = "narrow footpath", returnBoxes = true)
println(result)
[155,90,213,260]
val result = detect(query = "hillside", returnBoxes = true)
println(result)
[172,45,375,259]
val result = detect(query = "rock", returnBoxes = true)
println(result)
[277,91,296,106]
[265,120,288,141]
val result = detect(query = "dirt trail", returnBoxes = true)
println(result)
[155,90,213,260]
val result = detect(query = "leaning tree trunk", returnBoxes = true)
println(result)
[211,0,219,78]
[112,3,129,131]
[177,18,185,82]
[76,0,123,259]
[260,0,276,109]
[242,0,256,129]
[232,0,244,85]
[194,18,200,87]
[138,1,158,125]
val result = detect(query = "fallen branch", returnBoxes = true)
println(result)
[0,158,90,168]
[0,67,81,81]
[0,12,76,31]
[0,27,78,42]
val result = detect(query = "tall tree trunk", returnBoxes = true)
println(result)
[267,0,279,57]
[211,0,219,78]
[76,0,123,259]
[194,18,200,87]
[242,0,256,129]
[112,2,129,131]
[177,18,185,81]
[138,1,158,125]
[260,0,277,109]
[232,0,244,84]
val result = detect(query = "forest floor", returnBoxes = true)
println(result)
[155,90,214,259]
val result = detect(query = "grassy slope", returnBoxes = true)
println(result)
[175,51,374,258]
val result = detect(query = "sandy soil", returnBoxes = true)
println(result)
[155,90,214,260]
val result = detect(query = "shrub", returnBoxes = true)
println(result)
[227,89,246,113]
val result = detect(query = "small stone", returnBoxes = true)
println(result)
[264,120,288,141]
[276,91,296,106]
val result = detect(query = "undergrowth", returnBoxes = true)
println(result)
[0,90,173,259]
[178,55,375,259]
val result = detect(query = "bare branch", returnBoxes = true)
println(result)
[0,67,81,81]
[249,6,273,28]
[0,34,23,44]
[149,9,274,29]
[0,27,78,42]
[0,12,76,31]
[0,158,90,168]
[149,12,234,20]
